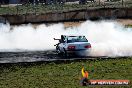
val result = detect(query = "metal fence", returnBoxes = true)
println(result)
[0,0,131,15]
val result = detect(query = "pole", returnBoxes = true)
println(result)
[122,0,124,7]
[17,1,18,14]
[99,0,100,6]
[33,0,36,14]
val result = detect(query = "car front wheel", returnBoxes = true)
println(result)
[56,46,62,55]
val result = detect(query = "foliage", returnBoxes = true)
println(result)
[0,58,132,88]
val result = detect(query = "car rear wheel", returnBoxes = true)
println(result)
[56,46,62,55]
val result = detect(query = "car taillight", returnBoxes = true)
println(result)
[85,45,91,48]
[68,46,75,50]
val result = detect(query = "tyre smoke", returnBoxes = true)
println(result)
[0,21,132,56]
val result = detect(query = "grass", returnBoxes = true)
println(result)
[0,4,99,15]
[0,1,132,15]
[0,57,132,88]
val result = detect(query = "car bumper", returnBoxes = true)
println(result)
[66,49,91,54]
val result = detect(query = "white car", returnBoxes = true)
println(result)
[54,35,91,57]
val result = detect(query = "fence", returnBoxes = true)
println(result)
[0,0,131,15]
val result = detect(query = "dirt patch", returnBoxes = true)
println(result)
[116,19,132,25]
[64,21,83,27]
[63,19,132,27]
[12,19,132,28]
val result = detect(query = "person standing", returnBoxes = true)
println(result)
[80,67,90,86]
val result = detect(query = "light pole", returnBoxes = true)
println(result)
[34,0,36,5]
[122,0,124,7]
[99,0,100,6]
[33,0,36,14]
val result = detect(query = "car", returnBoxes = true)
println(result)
[54,35,91,57]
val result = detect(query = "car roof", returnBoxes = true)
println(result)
[62,35,85,37]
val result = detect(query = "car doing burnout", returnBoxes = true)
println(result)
[54,35,91,56]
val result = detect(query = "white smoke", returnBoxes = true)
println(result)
[78,21,132,56]
[0,23,65,51]
[0,20,132,56]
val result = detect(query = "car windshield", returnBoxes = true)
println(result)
[67,36,88,43]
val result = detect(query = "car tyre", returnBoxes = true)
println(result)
[56,46,62,55]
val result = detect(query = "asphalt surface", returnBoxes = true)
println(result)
[0,51,107,63]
